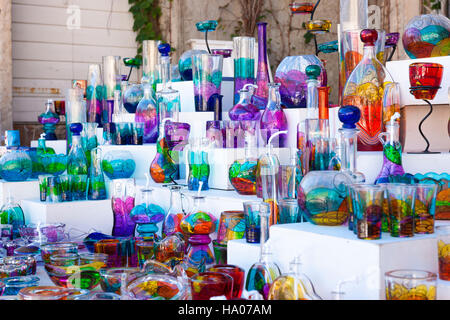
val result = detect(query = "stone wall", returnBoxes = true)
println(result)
[0,0,12,132]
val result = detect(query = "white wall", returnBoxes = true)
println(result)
[12,0,138,122]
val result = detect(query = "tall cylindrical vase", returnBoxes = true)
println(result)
[86,64,103,126]
[102,56,121,125]
[142,40,162,93]
[192,54,223,113]
[65,88,86,152]
[111,179,136,238]
[233,37,255,104]
[253,22,271,110]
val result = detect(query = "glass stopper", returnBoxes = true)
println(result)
[338,106,361,129]
[306,65,321,80]
[360,29,378,46]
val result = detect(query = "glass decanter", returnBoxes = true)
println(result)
[228,84,261,121]
[245,203,281,300]
[260,83,288,148]
[229,121,258,195]
[135,85,158,144]
[38,99,60,141]
[305,65,321,119]
[67,123,89,175]
[162,185,185,238]
[130,188,166,239]
[342,29,394,151]
[1,195,25,239]
[179,195,217,268]
[150,119,177,184]
[268,256,322,300]
[111,179,136,238]
[156,43,181,123]
[253,22,271,110]
[88,148,107,201]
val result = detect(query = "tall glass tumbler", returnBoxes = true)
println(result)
[192,54,224,113]
[437,225,450,281]
[86,64,103,126]
[352,185,385,240]
[243,201,270,243]
[142,40,162,92]
[206,121,226,148]
[414,184,438,234]
[278,199,300,224]
[102,56,121,124]
[305,119,331,172]
[233,36,255,104]
[65,88,86,151]
[386,184,417,238]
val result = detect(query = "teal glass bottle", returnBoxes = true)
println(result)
[67,123,89,175]
[0,195,25,239]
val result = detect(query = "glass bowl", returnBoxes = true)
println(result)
[18,286,70,300]
[190,271,234,300]
[2,256,36,276]
[303,20,332,34]
[1,276,40,296]
[385,269,437,300]
[289,2,314,14]
[19,223,67,243]
[40,242,79,264]
[101,151,136,180]
[99,267,142,294]
[126,273,186,300]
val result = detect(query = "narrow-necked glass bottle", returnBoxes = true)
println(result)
[305,65,321,119]
[156,43,181,123]
[245,203,281,300]
[0,195,25,239]
[260,83,288,148]
[38,99,60,141]
[135,85,158,144]
[67,123,89,175]
[375,112,405,184]
[253,22,271,110]
[162,185,185,238]
[229,84,260,121]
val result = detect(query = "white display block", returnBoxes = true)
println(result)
[179,111,214,141]
[386,56,450,106]
[30,140,67,155]
[0,180,39,207]
[21,199,113,235]
[228,222,450,300]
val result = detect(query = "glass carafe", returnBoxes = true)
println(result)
[150,119,177,184]
[180,195,217,268]
[1,196,25,239]
[88,148,107,201]
[342,29,394,151]
[135,85,158,144]
[130,188,166,239]
[67,123,89,176]
[111,179,136,237]
[162,185,185,238]
[245,203,281,299]
[229,84,260,121]
[260,83,288,148]
[38,99,60,141]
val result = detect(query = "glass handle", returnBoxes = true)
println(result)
[378,132,389,146]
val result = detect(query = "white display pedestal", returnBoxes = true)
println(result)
[30,140,67,155]
[0,180,39,207]
[228,221,450,300]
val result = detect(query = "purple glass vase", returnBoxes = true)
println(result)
[233,37,256,104]
[229,85,261,121]
[260,83,288,147]
[206,121,226,148]
[111,179,136,237]
[253,22,271,110]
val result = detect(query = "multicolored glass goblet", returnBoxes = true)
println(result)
[386,184,417,238]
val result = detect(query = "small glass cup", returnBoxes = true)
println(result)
[225,121,244,149]
[243,201,270,243]
[207,264,245,299]
[115,122,132,145]
[135,239,155,268]
[18,286,69,300]
[0,224,13,241]
[352,185,385,240]
[278,199,300,224]
[131,122,144,145]
[437,225,450,281]
[49,253,80,267]
[94,239,125,268]
[103,122,117,145]
[2,276,40,296]
[190,271,234,300]
[414,184,438,234]
[206,121,225,148]
[0,264,28,278]
[79,253,108,265]
[69,174,88,201]
[58,175,71,202]
[47,176,60,203]
[216,211,245,245]
[40,242,79,264]
[385,270,437,300]
[38,175,50,202]
[99,267,141,294]
[3,255,37,275]
[386,184,417,238]
[212,240,227,265]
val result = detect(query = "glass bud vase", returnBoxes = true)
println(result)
[253,22,271,110]
[1,195,25,239]
[38,99,60,141]
[130,188,166,239]
[111,179,136,238]
[260,83,288,148]
[180,195,217,268]
[135,85,158,144]
[88,148,107,201]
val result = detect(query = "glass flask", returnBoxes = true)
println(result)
[229,121,259,195]
[86,64,103,126]
[260,83,288,148]
[245,203,281,299]
[122,83,144,114]
[130,188,166,239]
[229,84,260,121]
[375,112,405,184]
[253,22,271,110]
[101,150,136,180]
[305,65,321,119]
[156,43,181,124]
[67,123,88,176]
[38,99,60,141]
[342,29,394,152]
[135,85,158,144]
[268,256,321,300]
[233,36,255,104]
[186,138,211,191]
[111,179,136,238]
[0,150,32,182]
[180,195,217,268]
[88,148,107,201]
[150,119,178,184]
[1,195,25,239]
[162,185,185,238]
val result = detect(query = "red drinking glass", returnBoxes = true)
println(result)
[207,265,245,299]
[190,271,234,300]
[409,63,444,100]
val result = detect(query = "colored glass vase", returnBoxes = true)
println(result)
[86,64,103,126]
[342,29,394,151]
[111,179,136,238]
[253,22,271,110]
[141,40,162,92]
[81,122,98,172]
[67,123,89,176]
[88,148,107,201]
[229,84,260,121]
[245,203,281,299]
[130,188,166,239]
[260,83,288,148]
[180,195,217,268]
[0,150,32,182]
[233,36,256,104]
[65,88,86,151]
[101,150,136,180]
[186,138,211,191]
[1,196,25,239]
[38,99,60,141]
[135,85,158,144]
[162,185,185,238]
[102,56,121,124]
[150,120,178,184]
